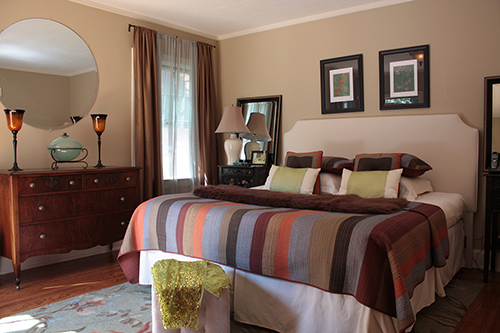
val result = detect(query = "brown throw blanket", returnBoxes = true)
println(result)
[193,185,408,214]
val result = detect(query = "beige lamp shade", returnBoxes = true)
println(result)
[215,106,249,134]
[215,106,250,165]
[241,112,271,142]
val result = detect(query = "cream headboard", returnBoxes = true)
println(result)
[283,114,479,213]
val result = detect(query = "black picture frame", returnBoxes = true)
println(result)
[379,45,430,110]
[251,151,267,165]
[320,54,364,114]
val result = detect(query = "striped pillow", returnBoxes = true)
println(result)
[264,165,321,195]
[284,151,323,194]
[354,153,432,177]
[321,156,354,175]
[338,168,403,198]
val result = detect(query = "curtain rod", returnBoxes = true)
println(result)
[128,23,216,48]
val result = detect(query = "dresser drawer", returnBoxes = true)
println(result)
[18,188,139,223]
[19,211,132,254]
[17,175,82,195]
[82,171,137,189]
[220,167,254,176]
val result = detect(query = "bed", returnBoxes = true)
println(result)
[118,114,478,333]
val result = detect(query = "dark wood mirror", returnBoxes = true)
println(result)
[484,76,500,171]
[237,95,282,165]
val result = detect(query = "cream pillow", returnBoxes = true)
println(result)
[264,165,321,195]
[320,172,342,195]
[399,176,433,201]
[338,169,403,198]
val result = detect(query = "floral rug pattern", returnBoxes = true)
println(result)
[1,283,152,333]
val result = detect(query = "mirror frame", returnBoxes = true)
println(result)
[484,75,500,171]
[0,18,99,130]
[237,95,282,165]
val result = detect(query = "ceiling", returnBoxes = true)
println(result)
[69,0,412,40]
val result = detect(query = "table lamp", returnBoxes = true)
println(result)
[241,113,271,161]
[215,106,250,165]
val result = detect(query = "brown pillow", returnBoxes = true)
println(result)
[354,153,432,177]
[321,156,354,175]
[284,151,323,194]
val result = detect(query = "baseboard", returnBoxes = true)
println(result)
[0,241,122,276]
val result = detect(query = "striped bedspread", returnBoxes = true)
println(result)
[118,192,449,332]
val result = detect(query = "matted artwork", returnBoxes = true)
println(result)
[379,45,429,110]
[320,54,364,114]
[329,67,354,102]
[390,59,418,98]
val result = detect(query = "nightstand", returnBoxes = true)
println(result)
[218,165,271,188]
[484,173,500,282]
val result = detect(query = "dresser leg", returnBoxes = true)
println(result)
[13,262,21,290]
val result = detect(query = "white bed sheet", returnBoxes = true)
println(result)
[138,194,465,333]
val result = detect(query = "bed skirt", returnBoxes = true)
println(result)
[138,220,464,333]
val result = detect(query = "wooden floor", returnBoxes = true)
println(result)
[1,251,500,332]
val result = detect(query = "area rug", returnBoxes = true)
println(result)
[0,277,484,333]
[413,277,484,333]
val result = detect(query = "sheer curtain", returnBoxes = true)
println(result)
[158,33,199,194]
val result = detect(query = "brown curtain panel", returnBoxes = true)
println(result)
[197,42,219,185]
[133,27,162,201]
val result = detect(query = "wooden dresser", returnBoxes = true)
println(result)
[0,166,141,289]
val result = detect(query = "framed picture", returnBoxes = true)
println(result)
[379,45,429,110]
[251,151,267,165]
[320,54,364,114]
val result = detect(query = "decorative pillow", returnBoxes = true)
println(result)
[285,151,323,193]
[264,165,321,195]
[354,153,400,171]
[319,172,342,195]
[321,156,354,175]
[354,153,432,177]
[338,168,403,199]
[400,154,432,177]
[399,176,433,201]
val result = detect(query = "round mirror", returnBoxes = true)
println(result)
[0,18,98,130]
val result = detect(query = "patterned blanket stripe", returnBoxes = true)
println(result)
[120,193,449,333]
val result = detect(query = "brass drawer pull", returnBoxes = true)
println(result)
[94,178,99,184]
[29,182,36,188]
[126,177,131,181]
[120,197,126,202]
[39,234,46,239]
[121,221,127,226]
[38,205,44,211]
[69,180,75,186]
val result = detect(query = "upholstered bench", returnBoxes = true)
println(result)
[150,259,232,333]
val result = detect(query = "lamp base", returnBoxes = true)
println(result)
[245,136,261,161]
[224,133,242,165]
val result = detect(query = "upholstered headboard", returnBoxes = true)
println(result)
[283,114,479,267]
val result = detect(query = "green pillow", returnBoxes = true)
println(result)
[264,165,321,194]
[338,169,403,198]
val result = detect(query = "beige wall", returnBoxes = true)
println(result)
[0,68,70,128]
[0,0,217,170]
[218,0,500,255]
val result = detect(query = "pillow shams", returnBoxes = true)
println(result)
[338,169,403,198]
[399,176,433,200]
[320,172,341,194]
[264,165,321,195]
